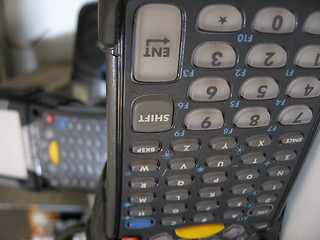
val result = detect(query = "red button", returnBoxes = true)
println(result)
[121,238,139,240]
[45,113,54,124]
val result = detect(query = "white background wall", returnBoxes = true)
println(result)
[4,0,96,77]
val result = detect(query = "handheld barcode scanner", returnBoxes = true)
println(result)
[88,0,320,239]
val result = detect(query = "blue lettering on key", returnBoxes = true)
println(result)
[264,161,272,167]
[197,167,204,173]
[230,101,240,108]
[162,150,173,160]
[237,34,253,43]
[235,69,247,77]
[252,190,261,196]
[177,102,189,110]
[174,130,185,137]
[126,218,156,229]
[183,69,195,78]
[285,69,295,77]
[276,99,286,106]
[123,202,133,208]
[267,126,277,132]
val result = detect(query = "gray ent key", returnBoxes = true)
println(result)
[132,95,174,132]
[134,4,181,82]
[278,105,313,125]
[171,138,199,152]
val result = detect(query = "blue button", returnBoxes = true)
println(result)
[58,117,67,131]
[126,218,156,229]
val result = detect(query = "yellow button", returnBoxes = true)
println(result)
[175,223,225,239]
[49,140,60,165]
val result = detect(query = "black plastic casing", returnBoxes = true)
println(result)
[98,0,320,239]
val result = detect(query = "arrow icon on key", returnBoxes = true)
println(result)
[146,37,170,46]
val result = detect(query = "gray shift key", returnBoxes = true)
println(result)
[132,95,174,132]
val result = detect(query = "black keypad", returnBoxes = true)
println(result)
[118,1,320,239]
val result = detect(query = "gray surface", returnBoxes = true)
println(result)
[281,131,320,240]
